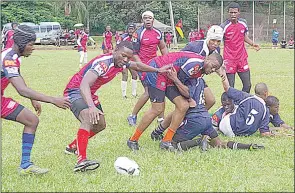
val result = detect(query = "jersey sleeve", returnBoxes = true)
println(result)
[270,113,285,127]
[181,42,203,54]
[180,58,203,79]
[227,87,251,104]
[116,35,123,45]
[131,31,141,55]
[259,109,270,134]
[2,56,20,78]
[90,61,108,77]
[211,106,225,128]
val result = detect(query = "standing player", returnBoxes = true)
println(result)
[215,66,272,137]
[188,29,194,42]
[165,31,172,49]
[220,2,260,93]
[117,23,138,98]
[2,22,18,49]
[127,52,223,151]
[127,11,168,126]
[150,25,224,140]
[77,28,96,69]
[63,41,170,172]
[101,25,113,54]
[1,25,70,175]
[272,27,279,49]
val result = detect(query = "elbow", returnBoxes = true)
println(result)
[17,87,29,98]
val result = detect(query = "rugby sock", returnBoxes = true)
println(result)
[162,128,175,142]
[152,124,166,135]
[227,141,251,150]
[131,79,137,96]
[130,129,143,141]
[176,139,201,151]
[76,129,89,163]
[20,133,35,169]
[68,130,96,149]
[121,81,127,97]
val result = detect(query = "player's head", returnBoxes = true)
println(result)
[11,22,19,30]
[13,25,36,57]
[228,2,240,22]
[203,53,223,75]
[85,28,89,34]
[106,25,111,31]
[142,11,154,29]
[127,23,136,36]
[221,92,235,114]
[254,82,269,100]
[206,25,223,51]
[114,41,134,68]
[265,96,280,115]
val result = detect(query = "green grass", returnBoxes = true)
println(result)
[1,48,294,192]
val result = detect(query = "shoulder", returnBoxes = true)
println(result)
[152,27,162,34]
[220,19,230,29]
[238,18,248,27]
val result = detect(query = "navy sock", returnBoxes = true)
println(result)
[153,124,166,135]
[20,133,35,169]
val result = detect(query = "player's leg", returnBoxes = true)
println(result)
[237,70,251,93]
[2,97,48,175]
[226,73,235,88]
[79,50,84,68]
[151,112,172,141]
[225,59,237,88]
[127,82,149,126]
[130,68,138,97]
[218,113,235,137]
[121,68,128,99]
[127,87,165,150]
[204,86,216,110]
[83,51,88,65]
[209,136,265,150]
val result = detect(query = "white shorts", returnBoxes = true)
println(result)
[219,113,235,137]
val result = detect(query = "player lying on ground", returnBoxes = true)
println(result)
[63,41,171,172]
[127,52,223,151]
[1,25,70,175]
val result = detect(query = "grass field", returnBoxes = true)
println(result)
[1,48,294,192]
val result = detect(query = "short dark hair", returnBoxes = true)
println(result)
[265,96,279,107]
[116,40,133,51]
[221,92,232,103]
[210,52,223,67]
[254,83,268,96]
[228,2,240,11]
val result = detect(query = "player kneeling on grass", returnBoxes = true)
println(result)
[213,66,273,137]
[1,25,71,175]
[63,41,171,172]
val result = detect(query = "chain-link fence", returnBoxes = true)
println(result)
[198,1,294,43]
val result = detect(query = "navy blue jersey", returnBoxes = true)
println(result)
[269,113,284,127]
[227,87,270,136]
[181,40,220,57]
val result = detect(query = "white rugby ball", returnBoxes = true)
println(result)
[114,157,140,176]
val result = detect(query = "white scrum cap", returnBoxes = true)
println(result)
[142,11,154,19]
[206,25,224,41]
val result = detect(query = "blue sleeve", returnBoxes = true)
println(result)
[259,109,270,133]
[270,113,285,127]
[211,107,225,127]
[131,30,141,55]
[181,42,203,54]
[2,57,20,78]
[185,78,198,98]
[178,69,191,85]
[180,60,203,79]
[227,87,251,104]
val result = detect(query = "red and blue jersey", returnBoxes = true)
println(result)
[269,113,284,127]
[227,87,270,136]
[102,31,113,48]
[4,30,14,49]
[132,26,163,64]
[220,18,248,60]
[1,48,21,96]
[116,33,132,45]
[64,53,129,103]
[77,31,89,52]
[181,40,220,57]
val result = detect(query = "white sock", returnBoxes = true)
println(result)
[84,52,88,64]
[121,81,127,97]
[131,79,137,96]
[79,51,84,64]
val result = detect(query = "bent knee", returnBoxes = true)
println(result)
[26,114,39,128]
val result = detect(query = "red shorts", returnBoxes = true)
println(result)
[224,58,249,74]
[166,40,171,44]
[1,96,21,119]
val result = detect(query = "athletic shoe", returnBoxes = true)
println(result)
[150,131,163,141]
[160,141,176,152]
[127,115,137,126]
[249,144,265,150]
[18,164,49,175]
[65,146,77,155]
[199,135,209,152]
[74,159,100,172]
[127,139,139,151]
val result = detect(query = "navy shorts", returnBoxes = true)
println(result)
[148,86,182,103]
[70,98,103,120]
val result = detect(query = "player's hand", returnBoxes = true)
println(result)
[166,67,178,81]
[216,65,226,79]
[88,107,104,124]
[52,97,71,109]
[252,44,260,51]
[158,64,173,73]
[31,100,42,116]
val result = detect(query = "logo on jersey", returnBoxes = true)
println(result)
[246,109,259,125]
[241,29,245,33]
[188,65,200,76]
[99,62,108,72]
[4,60,16,67]
[131,33,138,42]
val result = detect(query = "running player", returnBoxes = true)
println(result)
[1,25,70,175]
[77,28,96,68]
[102,25,113,54]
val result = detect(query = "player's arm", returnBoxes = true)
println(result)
[158,39,168,55]
[166,67,190,98]
[9,76,70,109]
[77,34,82,46]
[128,61,171,73]
[259,110,274,137]
[216,66,230,92]
[244,34,260,51]
[281,123,293,130]
[89,36,96,44]
[102,33,107,47]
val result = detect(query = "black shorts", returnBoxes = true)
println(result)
[70,98,103,120]
[148,85,182,103]
[5,104,24,121]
